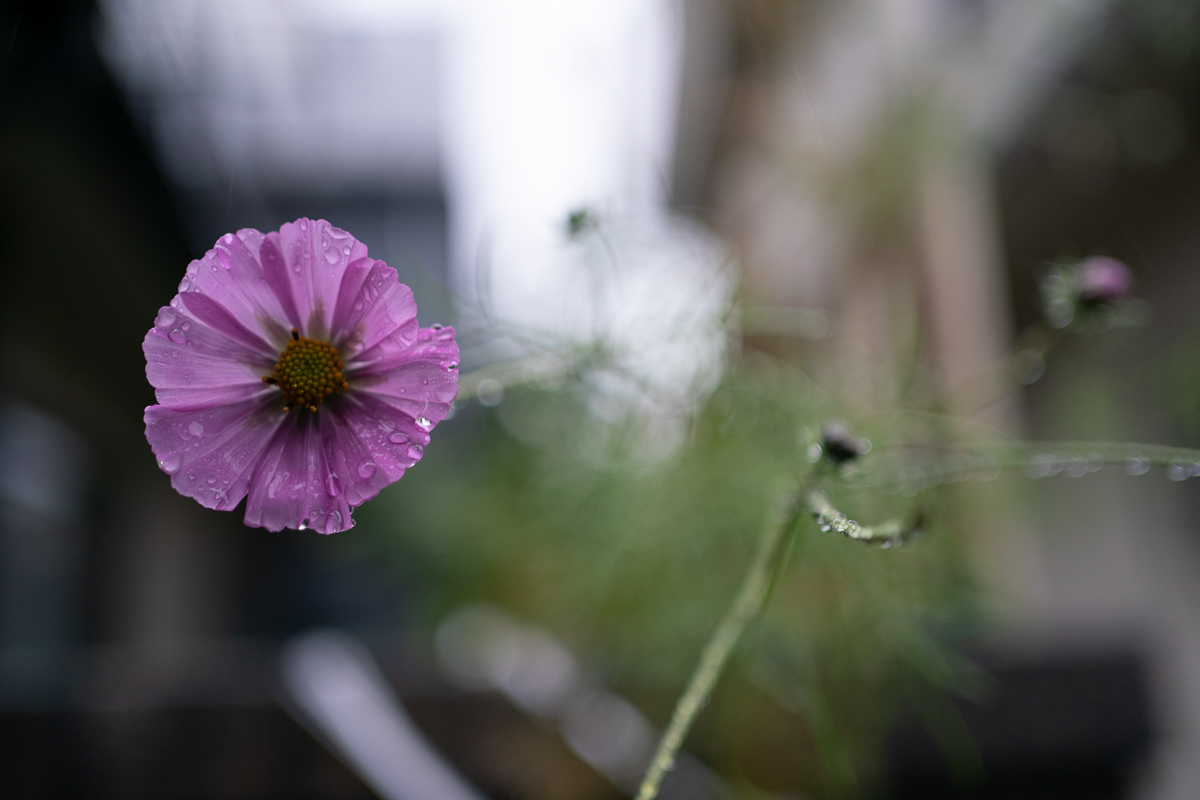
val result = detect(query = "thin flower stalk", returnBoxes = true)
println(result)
[634,490,801,800]
[633,480,926,800]
[848,441,1200,493]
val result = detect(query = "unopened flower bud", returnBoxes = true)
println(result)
[1076,256,1133,305]
[821,421,869,465]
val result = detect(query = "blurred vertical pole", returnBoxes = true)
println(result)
[917,146,1018,430]
[917,139,1055,621]
[669,0,731,214]
[0,402,90,708]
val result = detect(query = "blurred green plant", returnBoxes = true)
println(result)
[363,355,969,796]
[359,244,1194,798]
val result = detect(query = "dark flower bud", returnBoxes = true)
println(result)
[821,421,870,465]
[1076,256,1134,306]
[566,207,595,237]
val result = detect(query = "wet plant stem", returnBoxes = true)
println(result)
[634,488,802,800]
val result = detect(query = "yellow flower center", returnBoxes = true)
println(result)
[263,330,349,412]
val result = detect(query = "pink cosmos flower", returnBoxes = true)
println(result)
[143,218,458,534]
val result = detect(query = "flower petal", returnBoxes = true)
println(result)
[243,413,353,534]
[352,326,460,424]
[144,307,276,411]
[178,231,298,351]
[145,395,285,511]
[263,219,370,342]
[259,234,305,334]
[316,393,431,509]
[331,259,420,363]
[177,291,276,355]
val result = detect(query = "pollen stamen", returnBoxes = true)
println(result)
[263,330,349,412]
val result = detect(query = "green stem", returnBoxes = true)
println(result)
[634,491,800,800]
[847,440,1200,493]
[807,489,916,545]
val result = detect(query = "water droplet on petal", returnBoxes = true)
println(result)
[1125,459,1150,476]
[1167,463,1188,481]
[168,329,187,344]
[358,461,376,479]
[178,277,192,292]
[388,431,409,445]
[431,323,443,330]
[408,444,424,460]
[415,416,433,430]
[448,362,458,370]
[217,249,233,269]
[328,510,343,529]
[343,245,351,255]
[326,474,342,497]
[298,519,309,530]
[159,455,181,474]
[354,301,364,311]
[207,475,216,484]
[188,421,204,436]
[156,309,177,329]
[324,247,340,266]
[299,219,308,230]
[187,473,195,481]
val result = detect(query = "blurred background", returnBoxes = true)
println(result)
[4,0,1200,797]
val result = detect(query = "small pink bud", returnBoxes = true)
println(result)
[1077,256,1133,305]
